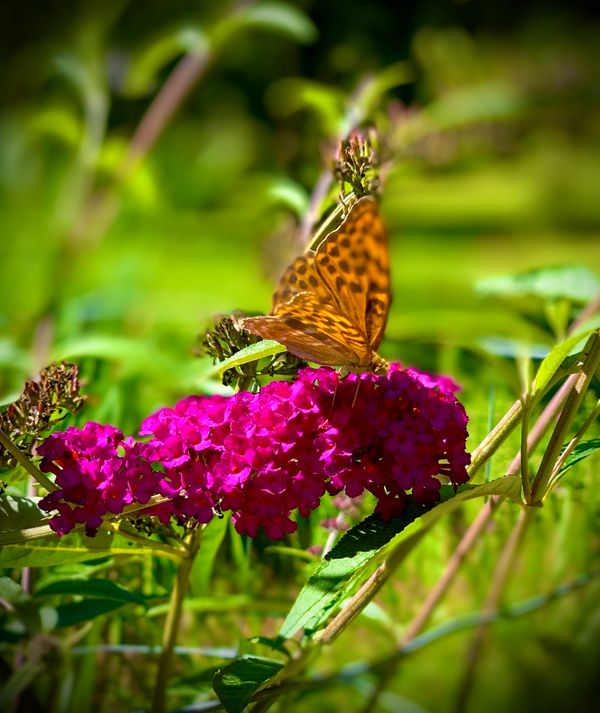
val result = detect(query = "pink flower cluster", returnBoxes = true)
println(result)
[38,365,470,539]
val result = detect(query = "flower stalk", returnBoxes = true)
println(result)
[151,529,201,713]
[0,428,57,493]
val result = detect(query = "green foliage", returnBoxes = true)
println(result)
[281,477,521,638]
[213,655,284,713]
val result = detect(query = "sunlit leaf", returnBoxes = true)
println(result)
[477,337,550,360]
[36,578,148,605]
[201,339,286,382]
[51,335,199,387]
[557,439,600,478]
[426,82,526,128]
[477,265,600,303]
[238,2,317,44]
[532,329,597,397]
[266,78,345,134]
[268,178,309,216]
[123,26,208,96]
[0,529,167,567]
[280,476,521,638]
[0,495,48,531]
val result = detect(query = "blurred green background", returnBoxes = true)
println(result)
[1,1,599,712]
[1,0,599,413]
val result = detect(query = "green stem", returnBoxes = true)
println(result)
[467,400,522,478]
[151,529,202,713]
[528,330,600,504]
[0,428,57,493]
[548,398,600,490]
[519,394,531,496]
[106,521,185,561]
[454,506,534,713]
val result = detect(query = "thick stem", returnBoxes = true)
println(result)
[151,530,201,713]
[528,331,600,504]
[519,395,531,494]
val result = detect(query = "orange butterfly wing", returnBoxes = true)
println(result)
[242,196,390,369]
[312,196,390,349]
[243,290,370,367]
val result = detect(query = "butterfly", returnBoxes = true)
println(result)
[242,196,391,374]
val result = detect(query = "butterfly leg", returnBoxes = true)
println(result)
[328,378,340,418]
[351,378,361,409]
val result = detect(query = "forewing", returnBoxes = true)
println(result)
[361,201,390,349]
[271,253,319,312]
[242,292,370,367]
[314,196,390,349]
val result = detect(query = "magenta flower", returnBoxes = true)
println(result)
[38,364,470,539]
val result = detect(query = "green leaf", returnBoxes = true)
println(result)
[280,476,521,638]
[213,655,284,713]
[558,439,600,477]
[51,335,198,386]
[476,265,600,303]
[355,61,414,118]
[0,495,48,531]
[192,514,230,595]
[240,2,317,44]
[532,329,597,397]
[268,178,309,216]
[477,337,550,360]
[266,78,345,134]
[0,576,29,605]
[202,340,286,382]
[426,81,525,129]
[53,598,127,628]
[0,529,164,567]
[123,26,208,97]
[35,578,148,605]
[249,636,291,658]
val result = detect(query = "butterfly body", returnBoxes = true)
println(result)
[242,196,391,375]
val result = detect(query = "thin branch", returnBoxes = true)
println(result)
[0,429,57,493]
[151,530,202,713]
[314,530,427,646]
[569,291,600,333]
[122,52,211,175]
[76,49,212,246]
[454,507,534,713]
[548,398,600,489]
